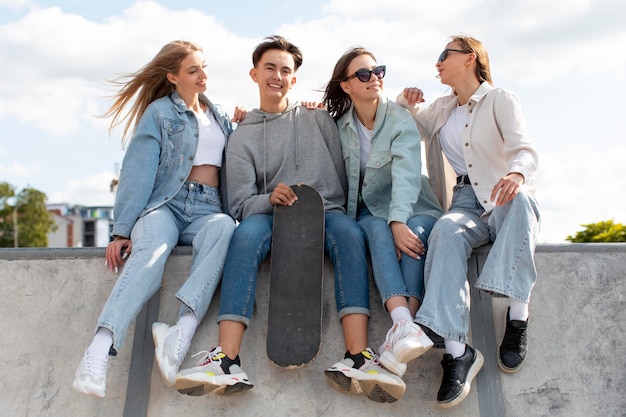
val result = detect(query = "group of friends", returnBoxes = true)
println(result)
[72,33,540,408]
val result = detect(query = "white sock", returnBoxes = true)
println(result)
[177,313,198,345]
[390,306,413,324]
[444,339,466,359]
[88,327,113,357]
[509,299,529,322]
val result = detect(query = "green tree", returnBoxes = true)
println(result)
[566,220,626,243]
[0,182,56,247]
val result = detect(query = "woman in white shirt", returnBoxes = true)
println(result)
[397,34,540,408]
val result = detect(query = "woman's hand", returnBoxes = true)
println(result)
[105,237,132,274]
[269,183,298,206]
[401,87,426,106]
[390,221,425,260]
[301,101,325,110]
[231,106,247,123]
[491,172,524,206]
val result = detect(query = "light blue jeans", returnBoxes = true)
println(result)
[415,183,540,344]
[357,204,437,307]
[217,211,370,327]
[97,181,236,353]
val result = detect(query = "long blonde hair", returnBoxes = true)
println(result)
[102,40,202,145]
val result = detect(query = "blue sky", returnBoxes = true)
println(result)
[0,0,624,243]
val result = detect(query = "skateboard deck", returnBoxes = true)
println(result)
[267,184,325,368]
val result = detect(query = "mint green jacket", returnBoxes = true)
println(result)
[337,97,442,224]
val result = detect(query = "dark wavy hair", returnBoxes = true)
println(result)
[322,47,376,121]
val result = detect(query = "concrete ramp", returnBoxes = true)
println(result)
[0,244,624,416]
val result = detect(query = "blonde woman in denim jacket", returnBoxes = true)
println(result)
[322,47,443,380]
[397,34,540,408]
[73,40,244,398]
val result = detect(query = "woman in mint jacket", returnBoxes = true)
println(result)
[322,47,442,379]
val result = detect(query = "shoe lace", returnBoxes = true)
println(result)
[191,348,224,367]
[502,322,526,352]
[85,354,107,379]
[440,356,461,386]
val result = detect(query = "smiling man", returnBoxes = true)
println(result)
[173,35,406,403]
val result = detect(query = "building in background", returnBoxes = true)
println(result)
[47,204,113,248]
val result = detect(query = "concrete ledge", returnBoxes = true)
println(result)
[1,243,625,416]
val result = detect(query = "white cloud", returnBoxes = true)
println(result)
[0,161,42,177]
[50,172,116,206]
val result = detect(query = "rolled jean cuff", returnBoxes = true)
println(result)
[337,306,370,320]
[217,314,250,329]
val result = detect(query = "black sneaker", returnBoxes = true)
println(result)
[437,345,484,408]
[498,308,528,373]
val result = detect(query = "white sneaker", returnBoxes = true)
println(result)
[152,322,189,387]
[378,320,433,375]
[72,349,108,398]
[324,347,406,403]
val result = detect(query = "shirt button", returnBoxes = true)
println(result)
[465,143,469,146]
[465,124,469,128]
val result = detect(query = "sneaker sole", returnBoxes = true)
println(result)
[378,350,407,377]
[324,365,405,403]
[438,349,484,409]
[72,378,105,398]
[175,374,253,396]
[152,323,177,387]
[395,338,434,363]
[176,380,254,396]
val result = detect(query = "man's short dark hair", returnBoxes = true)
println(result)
[252,35,303,71]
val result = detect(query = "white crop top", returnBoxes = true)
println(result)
[193,107,226,167]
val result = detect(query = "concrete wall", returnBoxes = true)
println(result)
[0,244,624,417]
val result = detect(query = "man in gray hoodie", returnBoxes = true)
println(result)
[174,35,406,403]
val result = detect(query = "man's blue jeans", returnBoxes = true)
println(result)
[218,211,370,327]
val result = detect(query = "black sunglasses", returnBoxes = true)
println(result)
[345,65,386,82]
[438,49,472,63]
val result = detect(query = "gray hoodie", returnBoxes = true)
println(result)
[225,100,347,222]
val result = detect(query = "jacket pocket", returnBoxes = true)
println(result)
[160,119,186,166]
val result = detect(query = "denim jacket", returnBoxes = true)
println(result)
[112,91,233,238]
[338,97,442,224]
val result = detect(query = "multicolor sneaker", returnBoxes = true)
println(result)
[498,308,528,373]
[324,347,406,403]
[437,345,484,408]
[72,349,108,398]
[175,347,253,396]
[152,322,189,387]
[378,320,433,376]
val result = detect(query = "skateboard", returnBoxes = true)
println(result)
[267,184,325,368]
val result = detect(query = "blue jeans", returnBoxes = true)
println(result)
[218,211,370,327]
[97,181,236,353]
[414,183,540,343]
[357,205,437,307]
